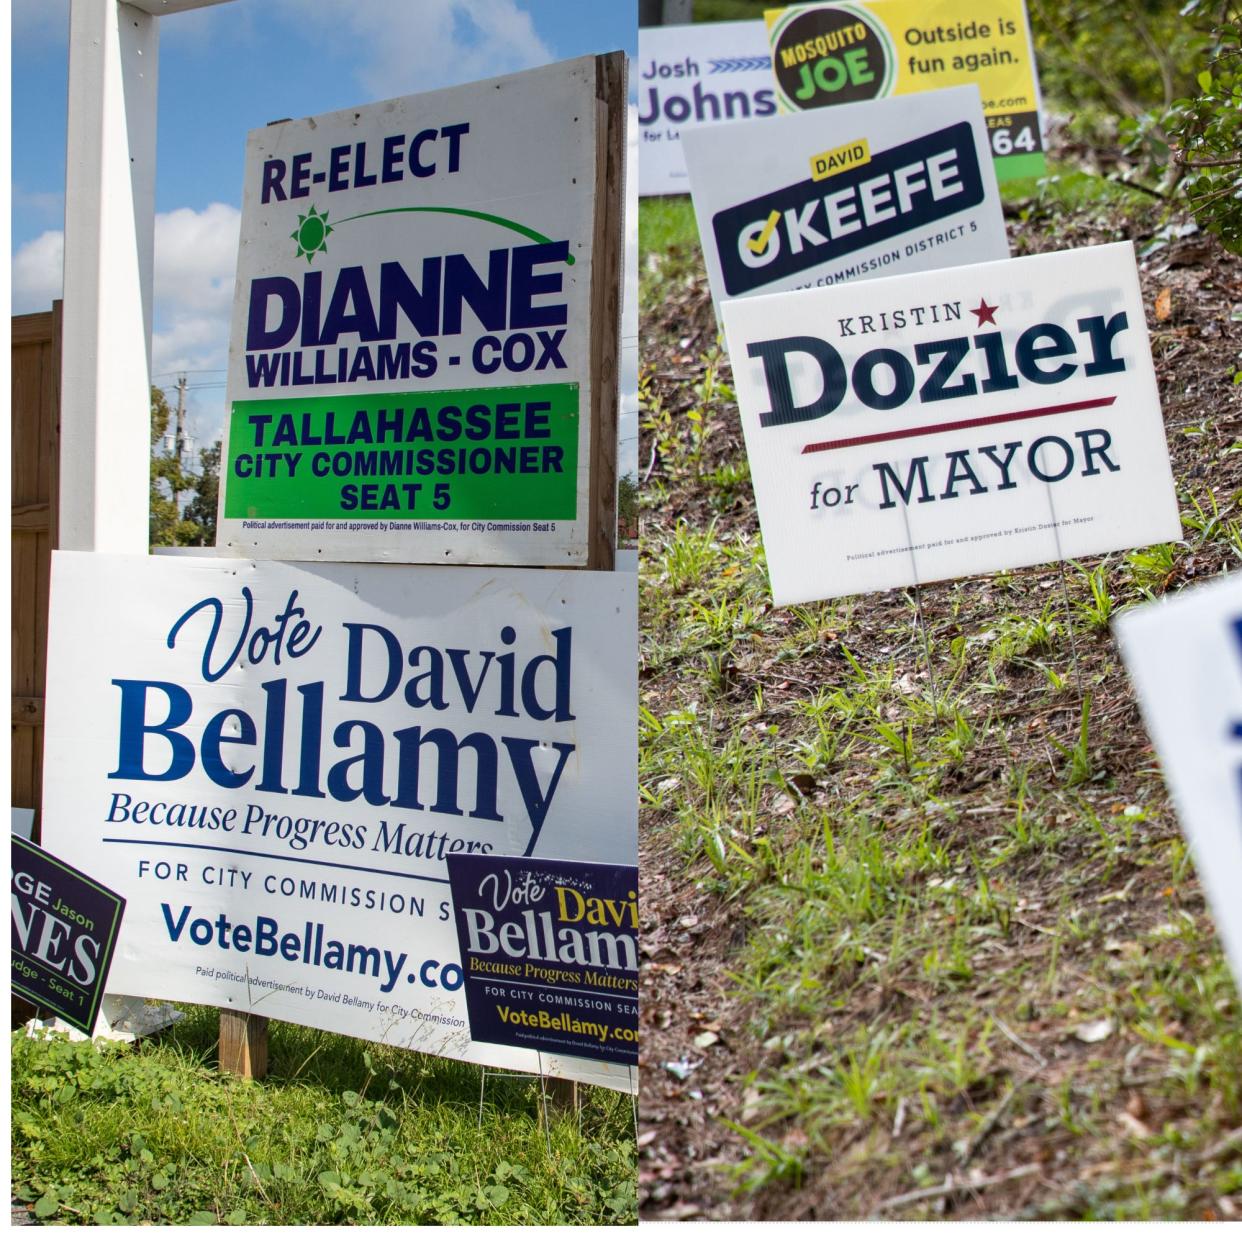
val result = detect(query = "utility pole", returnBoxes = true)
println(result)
[174,373,187,515]
[640,0,693,25]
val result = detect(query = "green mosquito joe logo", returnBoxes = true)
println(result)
[771,4,896,111]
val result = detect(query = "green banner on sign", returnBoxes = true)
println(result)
[225,383,579,521]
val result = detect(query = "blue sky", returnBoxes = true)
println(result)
[10,0,638,476]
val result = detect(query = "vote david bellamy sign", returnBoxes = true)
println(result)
[217,56,615,566]
[721,242,1182,606]
[764,1,1046,181]
[1116,573,1242,993]
[682,84,1007,306]
[638,20,775,196]
[41,553,636,1090]
[447,856,638,1068]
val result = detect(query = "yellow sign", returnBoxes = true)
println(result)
[765,1,1044,181]
[810,137,871,180]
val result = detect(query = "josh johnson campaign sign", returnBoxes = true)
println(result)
[720,242,1181,605]
[41,553,636,1090]
[765,1,1045,181]
[1117,573,1242,994]
[639,20,775,196]
[682,85,1007,307]
[217,57,609,566]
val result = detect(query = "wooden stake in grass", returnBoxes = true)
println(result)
[899,505,940,720]
[219,1009,268,1080]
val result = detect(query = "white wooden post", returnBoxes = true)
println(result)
[59,0,235,1039]
[60,0,158,553]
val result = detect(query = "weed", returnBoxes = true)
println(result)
[1052,696,1096,786]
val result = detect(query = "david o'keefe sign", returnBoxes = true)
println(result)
[41,553,636,1090]
[217,56,619,566]
[682,84,1007,305]
[720,242,1182,605]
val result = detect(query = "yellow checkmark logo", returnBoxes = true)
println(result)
[747,210,781,255]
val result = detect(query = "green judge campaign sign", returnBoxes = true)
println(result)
[40,553,636,1090]
[217,56,615,566]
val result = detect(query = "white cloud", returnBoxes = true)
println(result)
[11,203,240,442]
[153,202,240,314]
[276,0,553,99]
[150,204,242,445]
[12,230,64,313]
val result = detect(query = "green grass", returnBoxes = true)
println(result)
[638,195,698,258]
[11,1010,636,1226]
[639,192,1242,1214]
[640,506,1242,1214]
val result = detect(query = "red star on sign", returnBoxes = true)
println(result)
[971,298,999,327]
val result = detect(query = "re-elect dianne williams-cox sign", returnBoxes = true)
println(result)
[40,553,636,1089]
[721,242,1182,604]
[217,56,612,566]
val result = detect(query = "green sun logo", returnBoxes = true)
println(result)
[291,205,332,263]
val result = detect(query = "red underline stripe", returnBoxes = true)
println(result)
[799,396,1118,455]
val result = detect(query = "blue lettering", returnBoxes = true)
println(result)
[109,680,195,781]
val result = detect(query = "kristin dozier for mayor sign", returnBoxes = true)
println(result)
[40,553,636,1090]
[1116,572,1242,994]
[217,57,606,567]
[721,242,1182,605]
[638,20,774,196]
[682,85,1007,309]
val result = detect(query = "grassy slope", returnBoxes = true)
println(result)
[638,178,1242,1219]
[11,1007,637,1226]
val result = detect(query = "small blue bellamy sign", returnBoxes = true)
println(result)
[447,854,638,1067]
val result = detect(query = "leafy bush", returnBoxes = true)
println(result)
[1167,1,1242,251]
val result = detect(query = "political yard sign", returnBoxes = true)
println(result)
[720,242,1182,606]
[764,1,1046,181]
[41,553,636,1090]
[447,856,638,1068]
[638,20,774,196]
[217,55,623,567]
[1117,573,1242,993]
[12,836,126,1036]
[682,85,1007,309]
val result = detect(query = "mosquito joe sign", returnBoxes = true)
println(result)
[40,552,636,1089]
[12,836,126,1035]
[638,20,775,196]
[764,2,1045,181]
[218,56,612,566]
[720,242,1181,605]
[1117,573,1242,993]
[682,85,1007,306]
[447,856,638,1067]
